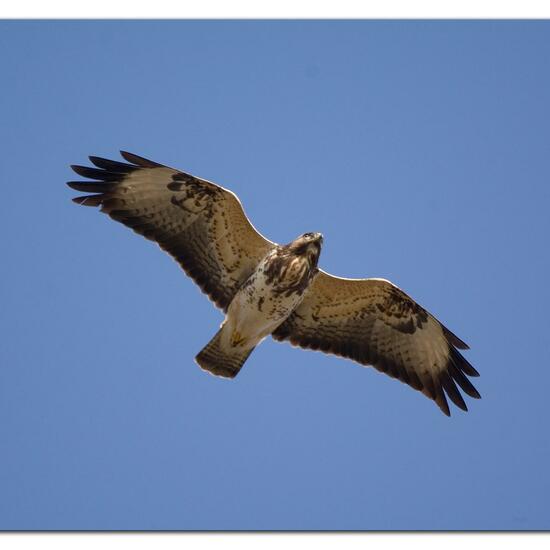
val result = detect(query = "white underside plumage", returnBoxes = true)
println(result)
[222,251,311,351]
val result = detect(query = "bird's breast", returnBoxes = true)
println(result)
[263,252,313,298]
[225,251,315,342]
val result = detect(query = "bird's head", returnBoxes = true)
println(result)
[287,232,323,267]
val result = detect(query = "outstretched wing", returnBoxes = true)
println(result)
[68,151,274,311]
[272,270,480,416]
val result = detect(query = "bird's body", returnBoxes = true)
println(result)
[68,151,481,416]
[196,236,322,377]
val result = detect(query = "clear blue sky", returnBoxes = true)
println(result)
[1,20,549,530]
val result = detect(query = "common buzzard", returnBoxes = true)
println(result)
[68,151,480,416]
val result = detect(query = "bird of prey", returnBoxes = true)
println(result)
[68,151,480,416]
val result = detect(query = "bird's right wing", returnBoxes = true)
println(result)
[273,270,480,416]
[68,151,275,311]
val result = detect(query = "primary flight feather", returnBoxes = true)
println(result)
[68,151,480,416]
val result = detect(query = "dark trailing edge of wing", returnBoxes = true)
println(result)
[272,321,480,417]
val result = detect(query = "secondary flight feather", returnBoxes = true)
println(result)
[68,151,480,416]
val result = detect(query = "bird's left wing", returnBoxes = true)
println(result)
[68,151,274,311]
[272,270,480,416]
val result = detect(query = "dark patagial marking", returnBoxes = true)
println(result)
[375,287,430,334]
[167,172,220,197]
[257,296,265,312]
[167,172,196,190]
[168,173,222,218]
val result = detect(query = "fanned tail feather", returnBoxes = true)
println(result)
[195,327,255,379]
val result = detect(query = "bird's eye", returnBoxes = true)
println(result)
[303,232,313,238]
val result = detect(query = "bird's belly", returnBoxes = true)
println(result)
[224,269,307,348]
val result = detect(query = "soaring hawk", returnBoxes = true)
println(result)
[68,151,480,416]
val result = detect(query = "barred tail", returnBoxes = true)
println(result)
[195,327,255,379]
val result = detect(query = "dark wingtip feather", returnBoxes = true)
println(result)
[441,372,468,412]
[70,165,120,181]
[439,399,451,417]
[465,386,481,400]
[67,181,112,193]
[72,195,103,207]
[70,164,90,176]
[430,377,451,416]
[443,326,470,350]
[468,386,481,399]
[450,347,480,377]
[467,365,480,377]
[89,155,136,173]
[119,151,162,168]
[449,363,481,399]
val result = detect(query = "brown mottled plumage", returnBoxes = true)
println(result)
[68,151,480,416]
[69,151,273,311]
